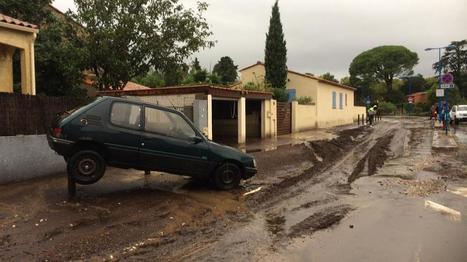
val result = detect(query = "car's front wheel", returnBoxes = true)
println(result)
[67,150,106,185]
[213,162,241,190]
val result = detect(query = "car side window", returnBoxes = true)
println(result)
[110,102,141,130]
[145,107,196,140]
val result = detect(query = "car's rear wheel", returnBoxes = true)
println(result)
[213,162,241,190]
[67,150,106,185]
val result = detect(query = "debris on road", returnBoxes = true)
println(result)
[243,187,262,196]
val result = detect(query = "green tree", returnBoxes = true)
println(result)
[0,0,88,96]
[132,70,165,88]
[433,40,467,98]
[264,1,287,89]
[193,69,208,83]
[400,74,427,95]
[0,0,51,25]
[340,76,351,86]
[191,58,202,73]
[212,56,238,84]
[72,0,214,90]
[163,61,188,86]
[320,72,338,83]
[349,46,419,93]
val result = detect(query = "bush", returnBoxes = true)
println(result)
[295,96,314,105]
[243,82,262,91]
[378,101,397,115]
[272,88,289,102]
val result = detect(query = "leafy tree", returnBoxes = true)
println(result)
[340,76,351,86]
[132,70,165,88]
[349,46,419,93]
[193,69,208,83]
[434,40,467,98]
[264,1,287,89]
[207,73,220,84]
[0,0,51,25]
[320,72,338,83]
[400,74,427,95]
[212,56,238,84]
[191,58,202,73]
[0,0,88,96]
[72,0,214,90]
[163,61,188,86]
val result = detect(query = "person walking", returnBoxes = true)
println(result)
[430,104,437,120]
[368,106,376,126]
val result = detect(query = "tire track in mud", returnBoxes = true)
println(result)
[347,131,396,183]
[247,127,372,210]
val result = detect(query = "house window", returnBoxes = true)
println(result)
[332,91,336,109]
[345,93,348,106]
[339,93,343,109]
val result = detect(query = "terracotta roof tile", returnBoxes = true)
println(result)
[0,13,38,29]
[123,81,151,90]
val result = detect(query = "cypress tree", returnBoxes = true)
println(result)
[264,0,287,89]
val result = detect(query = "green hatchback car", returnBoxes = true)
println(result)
[47,96,257,190]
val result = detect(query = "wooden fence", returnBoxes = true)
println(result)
[0,93,86,136]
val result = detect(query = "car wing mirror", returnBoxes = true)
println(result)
[192,136,204,144]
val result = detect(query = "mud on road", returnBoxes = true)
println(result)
[0,118,448,261]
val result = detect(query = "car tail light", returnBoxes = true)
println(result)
[52,127,62,138]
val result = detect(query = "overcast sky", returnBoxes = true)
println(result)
[53,0,466,79]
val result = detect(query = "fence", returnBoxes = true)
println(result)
[0,93,86,136]
[276,102,292,135]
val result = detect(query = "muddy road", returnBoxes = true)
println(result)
[0,118,466,261]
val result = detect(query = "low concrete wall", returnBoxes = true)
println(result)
[292,102,317,132]
[0,135,65,183]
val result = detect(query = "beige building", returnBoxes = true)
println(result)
[0,14,38,95]
[240,62,366,129]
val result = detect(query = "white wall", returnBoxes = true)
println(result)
[292,101,317,132]
[0,135,65,184]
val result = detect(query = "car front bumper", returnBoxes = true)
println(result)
[244,166,257,179]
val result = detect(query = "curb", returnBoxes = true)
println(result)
[432,130,458,150]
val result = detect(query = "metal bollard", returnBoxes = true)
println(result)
[358,114,360,125]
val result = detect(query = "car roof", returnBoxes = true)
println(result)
[101,96,182,114]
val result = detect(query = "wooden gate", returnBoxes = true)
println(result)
[276,102,291,135]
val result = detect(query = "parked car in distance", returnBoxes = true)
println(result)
[449,105,467,125]
[47,96,257,190]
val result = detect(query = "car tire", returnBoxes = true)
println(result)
[213,162,241,190]
[455,118,459,125]
[67,150,106,185]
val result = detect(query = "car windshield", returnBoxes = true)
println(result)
[458,106,467,111]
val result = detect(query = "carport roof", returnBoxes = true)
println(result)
[99,84,273,99]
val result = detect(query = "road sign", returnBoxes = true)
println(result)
[440,83,455,89]
[436,89,444,97]
[441,73,454,84]
[408,96,414,104]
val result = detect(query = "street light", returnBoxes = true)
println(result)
[425,45,455,135]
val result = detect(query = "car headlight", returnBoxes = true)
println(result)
[252,159,257,168]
